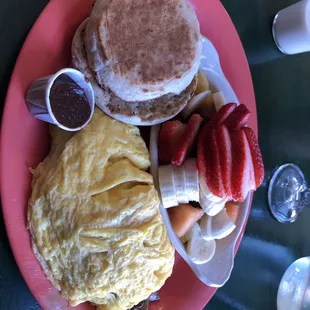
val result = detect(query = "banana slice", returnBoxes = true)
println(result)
[199,175,228,215]
[200,209,236,241]
[200,190,227,216]
[184,159,199,202]
[173,165,189,204]
[180,222,200,243]
[199,175,224,203]
[187,228,216,264]
[181,90,212,119]
[158,165,178,208]
[213,91,226,111]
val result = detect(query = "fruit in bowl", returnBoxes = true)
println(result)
[155,72,264,265]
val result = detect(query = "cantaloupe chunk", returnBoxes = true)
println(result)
[168,204,204,238]
[225,202,239,223]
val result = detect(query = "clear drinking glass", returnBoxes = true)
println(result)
[268,164,310,223]
[277,257,310,310]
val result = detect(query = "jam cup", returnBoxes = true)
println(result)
[26,68,95,131]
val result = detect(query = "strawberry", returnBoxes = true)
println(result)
[197,124,226,198]
[230,130,255,202]
[159,121,186,165]
[224,104,251,130]
[216,124,232,198]
[172,114,203,166]
[243,127,264,187]
[212,102,237,125]
[197,124,208,190]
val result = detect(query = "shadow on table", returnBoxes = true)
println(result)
[0,208,41,310]
[221,0,300,66]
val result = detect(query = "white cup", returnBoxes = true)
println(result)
[26,68,95,131]
[272,0,310,55]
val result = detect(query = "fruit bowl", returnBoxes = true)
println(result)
[150,36,251,287]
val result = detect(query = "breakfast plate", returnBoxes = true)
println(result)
[0,0,256,309]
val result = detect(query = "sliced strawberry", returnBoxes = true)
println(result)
[198,124,226,198]
[172,114,203,166]
[212,102,237,125]
[197,125,208,188]
[243,127,264,187]
[224,104,251,130]
[216,124,232,198]
[159,121,186,165]
[230,130,255,202]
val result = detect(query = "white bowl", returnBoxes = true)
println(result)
[150,36,250,287]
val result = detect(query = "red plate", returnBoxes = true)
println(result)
[0,0,256,309]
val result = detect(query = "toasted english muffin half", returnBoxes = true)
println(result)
[84,0,201,102]
[72,19,197,126]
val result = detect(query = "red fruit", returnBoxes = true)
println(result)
[159,121,186,165]
[243,127,264,187]
[230,130,255,202]
[172,114,203,166]
[197,125,226,198]
[197,125,208,187]
[212,103,237,125]
[224,104,251,130]
[216,124,232,198]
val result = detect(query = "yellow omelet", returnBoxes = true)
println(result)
[28,109,175,310]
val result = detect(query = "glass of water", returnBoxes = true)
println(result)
[277,257,310,310]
